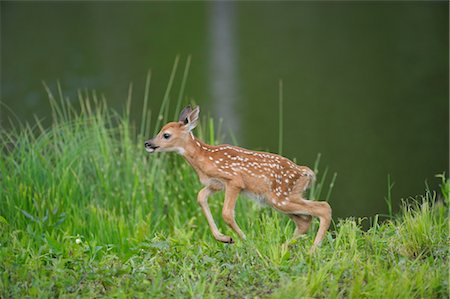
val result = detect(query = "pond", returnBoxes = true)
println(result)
[1,1,448,218]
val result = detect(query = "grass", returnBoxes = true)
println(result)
[1,61,448,298]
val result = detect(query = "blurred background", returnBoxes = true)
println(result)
[1,1,448,218]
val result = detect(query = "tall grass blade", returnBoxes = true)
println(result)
[140,70,152,138]
[278,79,283,155]
[174,55,192,120]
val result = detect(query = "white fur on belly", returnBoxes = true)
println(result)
[242,191,267,206]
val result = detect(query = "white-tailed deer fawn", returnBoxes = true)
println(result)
[145,106,331,251]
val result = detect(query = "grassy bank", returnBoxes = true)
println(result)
[1,74,448,297]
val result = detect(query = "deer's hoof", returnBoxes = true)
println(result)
[216,234,234,244]
[309,244,318,254]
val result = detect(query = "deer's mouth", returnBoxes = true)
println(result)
[144,142,159,153]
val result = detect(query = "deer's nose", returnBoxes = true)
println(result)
[144,140,152,149]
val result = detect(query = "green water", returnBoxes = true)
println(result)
[1,2,448,218]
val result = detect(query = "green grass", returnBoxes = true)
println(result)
[0,63,448,297]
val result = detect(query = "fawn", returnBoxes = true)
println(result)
[145,106,332,251]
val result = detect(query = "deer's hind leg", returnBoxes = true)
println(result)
[288,214,313,237]
[276,196,332,250]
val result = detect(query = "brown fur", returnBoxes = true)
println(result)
[145,106,332,251]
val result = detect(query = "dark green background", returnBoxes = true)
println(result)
[1,2,448,218]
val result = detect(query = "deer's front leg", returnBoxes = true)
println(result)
[197,187,234,243]
[222,185,246,240]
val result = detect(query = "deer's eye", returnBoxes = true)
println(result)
[162,133,171,140]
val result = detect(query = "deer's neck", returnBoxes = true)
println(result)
[182,134,214,172]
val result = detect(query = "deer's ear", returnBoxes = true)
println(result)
[185,106,200,131]
[178,106,192,125]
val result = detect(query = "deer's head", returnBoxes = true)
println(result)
[144,106,200,155]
